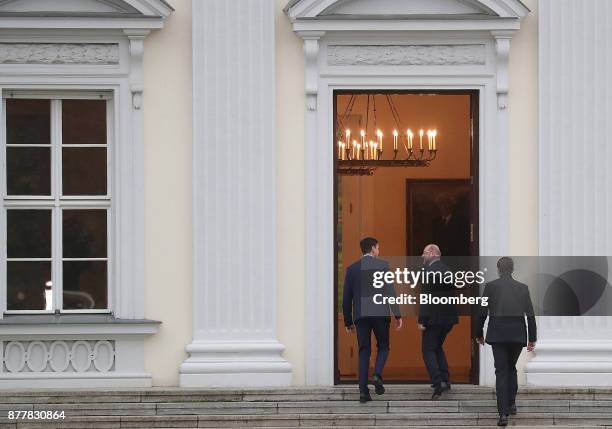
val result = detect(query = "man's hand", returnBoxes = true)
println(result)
[394,318,403,330]
[345,325,355,334]
[527,341,536,352]
[476,337,485,345]
[417,323,426,331]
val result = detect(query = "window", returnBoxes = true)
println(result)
[3,94,111,312]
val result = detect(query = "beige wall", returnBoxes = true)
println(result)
[275,0,307,385]
[143,0,193,386]
[508,0,539,257]
[508,0,539,383]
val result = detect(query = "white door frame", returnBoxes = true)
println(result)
[299,31,514,386]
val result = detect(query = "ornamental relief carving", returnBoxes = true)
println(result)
[0,43,120,65]
[1,340,115,373]
[327,44,486,66]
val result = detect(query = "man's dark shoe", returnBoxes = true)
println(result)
[359,392,373,403]
[372,374,385,395]
[497,414,508,426]
[431,388,442,400]
[441,381,451,392]
[509,404,517,415]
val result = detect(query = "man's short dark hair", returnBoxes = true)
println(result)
[360,237,378,255]
[497,257,514,275]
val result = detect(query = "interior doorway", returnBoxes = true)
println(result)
[334,90,480,384]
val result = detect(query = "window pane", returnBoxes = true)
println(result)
[6,147,51,195]
[62,100,107,145]
[63,261,107,310]
[7,261,51,311]
[63,210,107,258]
[62,147,107,195]
[7,210,51,259]
[6,99,51,145]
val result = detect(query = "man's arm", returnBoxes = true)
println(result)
[524,285,537,343]
[382,264,401,319]
[342,269,354,328]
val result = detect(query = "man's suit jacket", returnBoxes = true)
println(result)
[476,275,537,344]
[342,256,401,327]
[418,259,459,327]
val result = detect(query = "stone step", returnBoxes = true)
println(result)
[2,413,612,428]
[2,399,612,417]
[0,387,611,404]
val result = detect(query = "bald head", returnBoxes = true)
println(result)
[422,244,441,265]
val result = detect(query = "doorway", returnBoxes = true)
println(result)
[334,90,480,384]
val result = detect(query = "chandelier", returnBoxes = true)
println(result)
[336,94,439,176]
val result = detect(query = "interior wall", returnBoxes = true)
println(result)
[143,0,193,386]
[338,94,471,269]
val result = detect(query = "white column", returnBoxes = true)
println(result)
[181,0,291,387]
[528,0,612,386]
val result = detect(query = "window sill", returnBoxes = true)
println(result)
[0,313,160,335]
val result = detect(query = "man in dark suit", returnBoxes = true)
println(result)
[343,237,402,403]
[418,244,458,399]
[476,257,537,427]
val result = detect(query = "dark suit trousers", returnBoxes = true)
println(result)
[422,324,453,388]
[491,343,523,416]
[355,318,390,393]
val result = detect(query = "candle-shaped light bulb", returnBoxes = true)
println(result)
[346,129,351,138]
[432,130,437,150]
[393,129,398,151]
[356,143,361,160]
[419,129,424,150]
[376,129,383,151]
[338,141,342,159]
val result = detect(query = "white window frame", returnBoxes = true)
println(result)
[1,92,114,314]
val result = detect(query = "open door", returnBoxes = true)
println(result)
[334,90,480,384]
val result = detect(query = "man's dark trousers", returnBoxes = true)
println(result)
[355,317,390,394]
[422,324,453,388]
[492,343,523,415]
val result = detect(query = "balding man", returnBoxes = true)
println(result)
[418,244,458,399]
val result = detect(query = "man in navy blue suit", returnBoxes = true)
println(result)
[343,237,402,403]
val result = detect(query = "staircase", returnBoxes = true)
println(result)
[0,385,611,428]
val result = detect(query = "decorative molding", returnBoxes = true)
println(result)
[285,0,529,25]
[302,32,324,111]
[288,5,525,387]
[327,44,486,66]
[0,43,119,65]
[1,340,115,374]
[124,30,148,110]
[492,31,512,110]
[184,0,291,387]
[0,318,158,387]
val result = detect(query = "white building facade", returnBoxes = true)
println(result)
[0,0,611,389]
